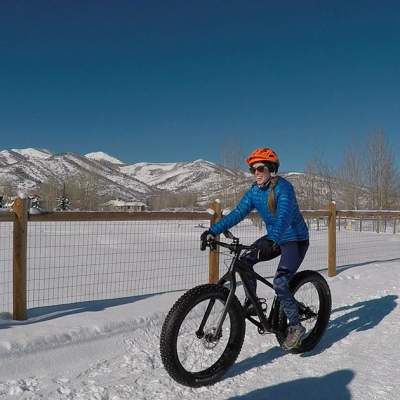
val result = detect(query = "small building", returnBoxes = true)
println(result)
[103,199,147,212]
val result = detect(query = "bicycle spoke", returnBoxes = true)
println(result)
[176,297,231,373]
[295,282,320,335]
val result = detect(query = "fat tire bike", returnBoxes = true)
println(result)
[160,231,332,387]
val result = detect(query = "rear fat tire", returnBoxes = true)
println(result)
[160,284,245,387]
[275,270,332,353]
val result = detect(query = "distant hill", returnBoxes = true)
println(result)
[0,148,365,209]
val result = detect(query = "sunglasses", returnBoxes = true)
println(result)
[249,165,267,174]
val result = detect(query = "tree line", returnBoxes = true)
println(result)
[302,131,399,210]
[0,173,106,211]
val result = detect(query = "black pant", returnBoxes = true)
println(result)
[239,236,309,326]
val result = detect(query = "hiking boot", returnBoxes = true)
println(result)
[282,324,306,350]
[243,298,267,317]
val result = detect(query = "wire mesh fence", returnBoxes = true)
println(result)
[337,216,398,234]
[336,218,400,269]
[223,214,400,282]
[0,221,13,316]
[26,218,210,309]
[1,208,400,316]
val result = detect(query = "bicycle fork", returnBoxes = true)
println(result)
[195,276,237,341]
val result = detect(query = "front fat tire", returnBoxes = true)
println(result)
[276,270,332,353]
[160,284,245,387]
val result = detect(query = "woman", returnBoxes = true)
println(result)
[201,147,309,350]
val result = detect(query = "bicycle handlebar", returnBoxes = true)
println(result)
[202,236,254,254]
[213,239,254,252]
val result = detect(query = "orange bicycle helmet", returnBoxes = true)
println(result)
[246,148,280,172]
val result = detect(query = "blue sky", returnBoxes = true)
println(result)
[1,1,399,171]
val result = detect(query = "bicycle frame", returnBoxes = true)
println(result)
[197,238,282,341]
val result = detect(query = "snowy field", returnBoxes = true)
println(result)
[0,221,399,399]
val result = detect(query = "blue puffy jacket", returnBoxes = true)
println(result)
[210,177,308,245]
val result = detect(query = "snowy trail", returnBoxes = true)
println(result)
[0,261,399,399]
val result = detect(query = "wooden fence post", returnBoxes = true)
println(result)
[328,201,337,277]
[208,200,222,284]
[12,197,29,320]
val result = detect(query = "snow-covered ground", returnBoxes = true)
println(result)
[0,227,399,399]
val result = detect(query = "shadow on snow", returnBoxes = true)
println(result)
[227,295,397,379]
[304,294,398,356]
[336,257,400,274]
[228,369,354,400]
[0,293,157,328]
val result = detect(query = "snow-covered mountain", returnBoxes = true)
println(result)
[0,147,360,209]
[0,148,250,205]
[0,148,52,166]
[11,148,53,160]
[0,149,155,202]
[121,159,247,193]
[85,151,124,165]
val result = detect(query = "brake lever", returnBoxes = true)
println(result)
[208,238,217,251]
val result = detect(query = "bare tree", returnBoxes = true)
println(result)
[219,141,248,208]
[337,147,365,209]
[149,191,198,210]
[67,173,102,210]
[220,141,246,172]
[0,177,17,201]
[39,172,103,210]
[301,158,336,209]
[365,131,399,209]
[314,157,336,203]
[39,176,61,210]
[302,160,322,209]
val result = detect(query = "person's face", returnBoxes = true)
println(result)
[250,162,270,185]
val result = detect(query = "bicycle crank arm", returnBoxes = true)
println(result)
[246,315,275,334]
[297,301,317,319]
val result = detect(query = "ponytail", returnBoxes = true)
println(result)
[268,175,279,215]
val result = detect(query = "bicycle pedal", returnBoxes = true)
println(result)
[258,298,268,313]
[257,326,273,335]
[244,298,268,316]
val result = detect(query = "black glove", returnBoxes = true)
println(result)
[270,240,280,253]
[257,238,281,260]
[200,230,216,251]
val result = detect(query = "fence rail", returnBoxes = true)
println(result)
[0,213,14,222]
[29,211,211,222]
[1,199,400,320]
[337,210,400,218]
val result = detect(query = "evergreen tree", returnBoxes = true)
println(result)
[31,195,41,209]
[56,195,71,211]
[56,182,71,211]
